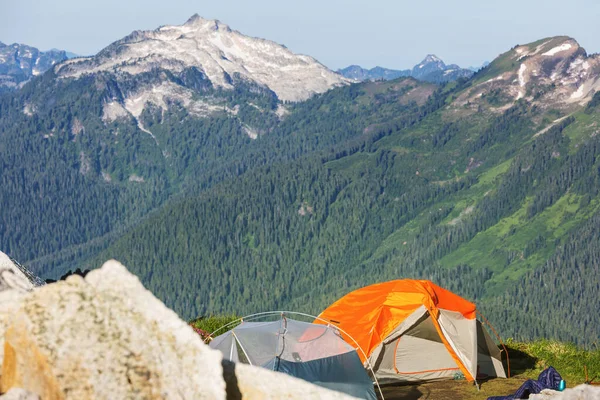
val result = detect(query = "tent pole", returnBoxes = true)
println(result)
[272,312,285,371]
[229,337,235,361]
[231,331,253,366]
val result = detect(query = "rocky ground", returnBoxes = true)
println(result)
[380,379,599,400]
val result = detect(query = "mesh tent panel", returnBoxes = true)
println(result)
[209,331,239,363]
[209,314,378,399]
[229,319,356,365]
[230,321,281,366]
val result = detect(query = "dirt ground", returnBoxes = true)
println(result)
[378,377,529,400]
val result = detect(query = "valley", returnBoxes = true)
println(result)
[1,15,599,351]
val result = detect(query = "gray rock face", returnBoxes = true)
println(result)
[1,260,226,399]
[0,253,35,369]
[0,388,40,400]
[0,253,35,293]
[529,385,600,399]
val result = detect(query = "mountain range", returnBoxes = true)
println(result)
[338,54,475,83]
[0,42,68,91]
[1,15,599,349]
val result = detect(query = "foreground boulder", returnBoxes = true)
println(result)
[0,253,35,368]
[0,388,39,400]
[1,260,225,399]
[0,253,34,293]
[529,384,600,399]
[0,259,355,399]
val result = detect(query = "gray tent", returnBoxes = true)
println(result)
[209,313,377,399]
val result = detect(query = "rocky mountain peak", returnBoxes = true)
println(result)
[183,14,230,32]
[422,54,444,65]
[414,54,446,71]
[54,14,347,102]
[410,54,472,82]
[453,36,600,113]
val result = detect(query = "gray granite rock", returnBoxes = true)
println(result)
[529,384,600,399]
[1,260,225,399]
[0,388,40,400]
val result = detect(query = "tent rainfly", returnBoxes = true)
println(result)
[317,279,507,384]
[209,312,377,399]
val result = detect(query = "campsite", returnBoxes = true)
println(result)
[4,1,600,398]
[193,280,600,400]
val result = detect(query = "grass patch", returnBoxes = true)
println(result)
[506,339,600,384]
[472,159,512,189]
[561,111,600,153]
[326,152,373,173]
[189,314,240,338]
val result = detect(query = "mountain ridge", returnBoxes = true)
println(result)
[338,54,474,83]
[0,42,67,91]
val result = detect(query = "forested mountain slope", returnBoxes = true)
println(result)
[1,29,600,348]
[78,37,600,347]
[75,38,600,345]
[0,14,349,272]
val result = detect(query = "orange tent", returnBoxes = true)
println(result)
[317,280,506,383]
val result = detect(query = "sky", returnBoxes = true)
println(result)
[2,0,600,70]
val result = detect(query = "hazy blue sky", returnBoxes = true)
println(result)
[2,0,600,70]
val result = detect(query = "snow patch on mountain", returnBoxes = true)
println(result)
[275,104,289,119]
[55,14,347,102]
[517,63,527,99]
[517,40,552,60]
[22,103,34,116]
[543,43,573,56]
[484,74,506,84]
[570,85,585,99]
[128,174,145,183]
